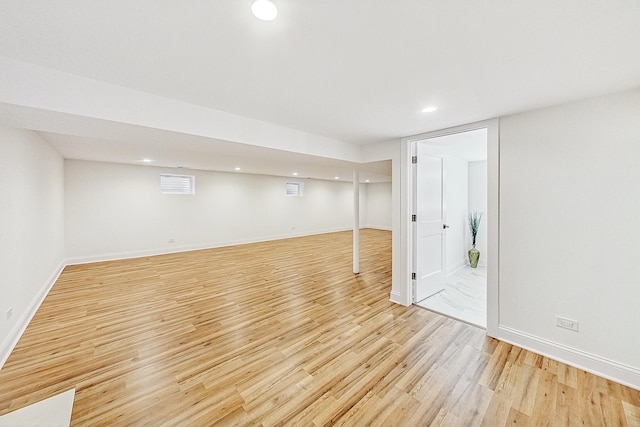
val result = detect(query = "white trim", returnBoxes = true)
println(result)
[65,227,357,265]
[402,118,500,338]
[389,290,407,306]
[402,140,413,306]
[67,226,391,265]
[446,262,467,277]
[498,326,640,391]
[363,225,392,231]
[486,118,500,338]
[389,150,405,306]
[0,261,66,370]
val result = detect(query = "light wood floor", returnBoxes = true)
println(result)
[1,229,639,426]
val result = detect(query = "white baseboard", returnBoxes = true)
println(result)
[389,290,410,306]
[65,227,355,265]
[498,326,640,391]
[446,261,467,277]
[67,227,394,265]
[363,225,392,231]
[0,261,66,370]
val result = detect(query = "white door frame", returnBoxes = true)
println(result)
[403,118,499,338]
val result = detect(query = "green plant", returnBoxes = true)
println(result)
[468,210,483,246]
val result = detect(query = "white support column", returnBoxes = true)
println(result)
[353,170,360,274]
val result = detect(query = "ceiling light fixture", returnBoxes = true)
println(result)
[421,106,438,113]
[292,172,298,176]
[234,167,241,171]
[251,0,278,21]
[139,158,153,163]
[334,176,339,180]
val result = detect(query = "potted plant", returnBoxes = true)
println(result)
[468,210,483,268]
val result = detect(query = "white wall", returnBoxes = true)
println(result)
[65,160,390,262]
[363,182,392,230]
[444,156,468,273]
[468,160,487,266]
[0,126,65,366]
[499,88,640,387]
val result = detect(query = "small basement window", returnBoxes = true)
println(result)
[160,174,195,195]
[286,182,303,196]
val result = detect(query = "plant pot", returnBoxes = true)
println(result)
[468,245,480,268]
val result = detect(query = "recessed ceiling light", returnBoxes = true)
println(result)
[139,158,153,163]
[334,176,339,180]
[234,167,241,171]
[292,172,298,176]
[365,179,370,183]
[421,106,438,113]
[251,0,278,21]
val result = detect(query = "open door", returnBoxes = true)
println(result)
[415,145,446,302]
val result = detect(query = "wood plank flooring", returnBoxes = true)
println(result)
[0,229,638,426]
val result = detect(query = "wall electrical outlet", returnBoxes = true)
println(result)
[6,307,12,320]
[556,316,579,332]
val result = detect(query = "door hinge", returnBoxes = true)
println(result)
[411,214,416,222]
[412,272,416,280]
[411,156,417,164]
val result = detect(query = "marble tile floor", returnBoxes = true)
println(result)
[415,265,487,328]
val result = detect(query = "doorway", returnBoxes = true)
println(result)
[413,128,488,328]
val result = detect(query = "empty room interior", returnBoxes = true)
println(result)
[1,1,639,426]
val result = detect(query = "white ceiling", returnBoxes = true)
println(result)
[1,1,639,180]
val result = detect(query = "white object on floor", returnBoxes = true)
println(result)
[0,388,75,427]
[416,266,487,328]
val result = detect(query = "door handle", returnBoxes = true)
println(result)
[443,224,450,229]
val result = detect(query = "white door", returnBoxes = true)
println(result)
[415,145,446,302]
